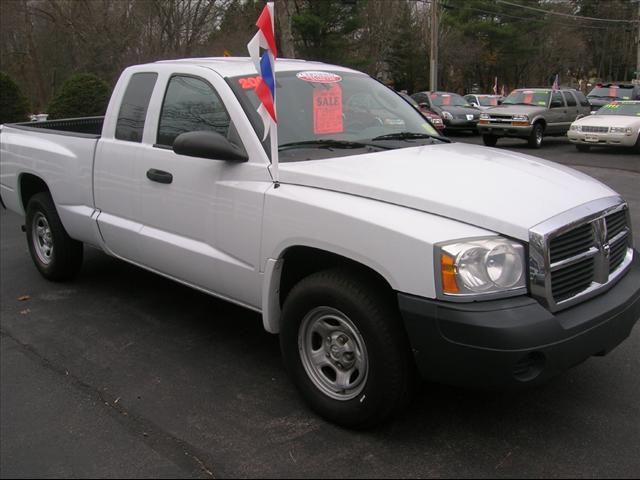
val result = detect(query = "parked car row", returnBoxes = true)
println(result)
[568,100,640,152]
[397,86,638,153]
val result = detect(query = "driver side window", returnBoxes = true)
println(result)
[157,75,231,147]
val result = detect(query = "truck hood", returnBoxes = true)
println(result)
[277,142,617,241]
[574,114,640,129]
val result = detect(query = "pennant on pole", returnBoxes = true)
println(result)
[247,2,277,141]
[552,73,559,92]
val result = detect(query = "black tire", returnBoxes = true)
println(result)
[482,134,498,147]
[280,268,416,429]
[576,144,591,153]
[528,122,544,148]
[635,135,640,154]
[25,192,83,281]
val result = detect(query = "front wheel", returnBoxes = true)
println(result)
[25,192,83,281]
[280,268,416,428]
[576,144,591,153]
[482,134,498,147]
[528,123,544,148]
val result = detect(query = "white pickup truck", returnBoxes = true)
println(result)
[1,58,639,428]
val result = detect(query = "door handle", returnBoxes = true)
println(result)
[146,168,173,184]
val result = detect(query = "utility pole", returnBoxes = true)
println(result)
[637,0,639,81]
[430,0,438,91]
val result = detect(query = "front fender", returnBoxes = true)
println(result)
[260,184,494,332]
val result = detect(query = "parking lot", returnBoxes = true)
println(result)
[1,136,639,478]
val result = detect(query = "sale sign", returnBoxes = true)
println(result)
[313,85,343,134]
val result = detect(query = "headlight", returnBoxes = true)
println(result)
[437,237,526,299]
[480,113,490,120]
[512,115,529,122]
[610,127,632,134]
[570,124,582,132]
[441,111,453,120]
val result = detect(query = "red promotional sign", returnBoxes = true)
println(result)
[313,85,343,134]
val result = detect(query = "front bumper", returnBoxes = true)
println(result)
[478,123,533,137]
[444,118,478,130]
[398,253,640,389]
[568,131,638,147]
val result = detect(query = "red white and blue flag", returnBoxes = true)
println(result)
[552,74,559,92]
[247,2,277,141]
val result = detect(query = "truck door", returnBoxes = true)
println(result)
[133,72,271,308]
[547,91,567,134]
[94,72,159,261]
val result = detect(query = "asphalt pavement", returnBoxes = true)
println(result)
[1,135,639,478]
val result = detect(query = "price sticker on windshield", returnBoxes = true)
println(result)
[313,85,343,134]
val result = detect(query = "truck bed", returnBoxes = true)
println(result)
[0,119,103,246]
[6,116,104,138]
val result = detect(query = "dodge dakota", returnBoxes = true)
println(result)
[1,58,638,428]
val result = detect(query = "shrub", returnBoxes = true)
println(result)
[0,72,30,124]
[48,73,110,120]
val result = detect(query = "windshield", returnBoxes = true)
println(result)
[596,102,640,116]
[430,93,470,107]
[229,71,441,161]
[478,96,499,107]
[502,90,550,106]
[588,86,634,100]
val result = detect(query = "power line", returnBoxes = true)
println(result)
[496,0,639,24]
[446,2,608,30]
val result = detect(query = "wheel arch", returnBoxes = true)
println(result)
[19,173,51,214]
[262,244,397,334]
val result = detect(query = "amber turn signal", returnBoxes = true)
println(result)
[441,254,459,294]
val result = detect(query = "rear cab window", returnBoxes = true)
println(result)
[115,73,158,142]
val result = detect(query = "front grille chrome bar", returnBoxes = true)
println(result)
[529,196,633,312]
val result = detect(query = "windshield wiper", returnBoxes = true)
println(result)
[279,139,392,151]
[371,131,446,142]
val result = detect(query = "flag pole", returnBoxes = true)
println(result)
[270,103,279,185]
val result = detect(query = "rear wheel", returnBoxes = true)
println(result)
[576,144,591,153]
[482,134,498,147]
[635,134,640,153]
[25,192,83,281]
[280,268,416,428]
[528,123,544,148]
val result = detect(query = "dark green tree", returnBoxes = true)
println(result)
[47,73,110,120]
[385,2,428,93]
[292,0,362,67]
[0,72,30,124]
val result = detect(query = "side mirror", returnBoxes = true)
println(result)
[173,131,248,162]
[471,102,478,107]
[550,100,564,108]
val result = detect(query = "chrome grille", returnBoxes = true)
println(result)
[582,126,609,133]
[549,223,593,263]
[529,198,633,312]
[551,257,595,302]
